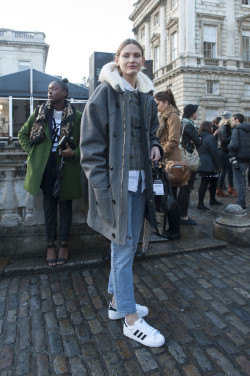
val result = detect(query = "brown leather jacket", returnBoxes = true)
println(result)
[157,105,182,161]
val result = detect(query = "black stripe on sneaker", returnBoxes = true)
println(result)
[108,304,117,312]
[137,332,143,338]
[141,334,147,340]
[134,330,139,336]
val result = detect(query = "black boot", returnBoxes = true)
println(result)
[197,202,210,210]
[210,199,222,205]
[210,177,222,205]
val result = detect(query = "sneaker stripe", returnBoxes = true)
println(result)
[137,332,143,338]
[141,334,147,340]
[134,330,139,335]
[108,304,117,312]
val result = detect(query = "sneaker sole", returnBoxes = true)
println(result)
[123,327,165,347]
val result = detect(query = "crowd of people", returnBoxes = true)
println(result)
[17,38,250,348]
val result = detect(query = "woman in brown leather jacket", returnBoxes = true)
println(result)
[154,88,181,240]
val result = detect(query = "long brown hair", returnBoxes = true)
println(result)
[199,121,213,134]
[154,88,179,112]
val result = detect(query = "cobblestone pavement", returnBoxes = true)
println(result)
[0,245,249,376]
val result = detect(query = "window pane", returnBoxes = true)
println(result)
[245,110,250,123]
[0,100,9,137]
[206,108,218,121]
[19,61,30,71]
[172,32,177,61]
[172,0,177,8]
[141,26,145,39]
[206,81,218,94]
[154,12,159,26]
[203,26,217,43]
[204,42,216,58]
[243,36,250,61]
[154,46,159,70]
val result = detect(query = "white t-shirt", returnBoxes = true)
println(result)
[52,110,62,152]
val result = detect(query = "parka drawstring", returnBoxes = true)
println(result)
[120,94,126,215]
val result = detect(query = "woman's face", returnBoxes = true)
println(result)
[48,82,67,104]
[154,99,169,114]
[115,44,145,80]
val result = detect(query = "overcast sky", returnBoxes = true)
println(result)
[1,0,135,83]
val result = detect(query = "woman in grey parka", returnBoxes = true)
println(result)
[80,39,165,347]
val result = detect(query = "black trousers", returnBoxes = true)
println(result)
[165,187,180,234]
[198,175,218,204]
[41,152,72,243]
[178,171,196,217]
[42,193,72,243]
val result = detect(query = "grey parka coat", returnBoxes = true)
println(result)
[80,62,162,245]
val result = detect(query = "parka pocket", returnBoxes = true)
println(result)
[94,187,115,225]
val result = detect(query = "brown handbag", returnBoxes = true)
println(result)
[164,160,191,186]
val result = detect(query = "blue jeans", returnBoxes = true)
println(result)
[218,150,233,188]
[233,162,249,209]
[108,189,146,315]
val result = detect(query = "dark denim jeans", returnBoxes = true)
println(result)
[233,162,249,209]
[218,150,233,188]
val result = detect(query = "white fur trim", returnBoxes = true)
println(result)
[99,62,155,93]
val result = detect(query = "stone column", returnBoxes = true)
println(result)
[160,0,166,67]
[1,168,20,226]
[145,17,151,60]
[178,0,186,57]
[226,0,236,69]
[24,192,34,225]
[0,152,27,226]
[185,0,196,56]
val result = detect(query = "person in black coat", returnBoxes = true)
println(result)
[229,113,250,209]
[178,104,202,224]
[197,121,222,210]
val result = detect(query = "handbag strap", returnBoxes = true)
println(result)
[180,120,186,145]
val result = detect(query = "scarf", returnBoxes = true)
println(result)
[30,100,75,145]
[157,104,180,139]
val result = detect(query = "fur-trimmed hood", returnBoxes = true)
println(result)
[99,62,155,93]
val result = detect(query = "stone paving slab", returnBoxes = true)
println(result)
[0,246,249,375]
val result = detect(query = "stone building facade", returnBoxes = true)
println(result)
[130,0,250,122]
[0,28,49,76]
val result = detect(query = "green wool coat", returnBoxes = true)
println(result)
[18,109,82,201]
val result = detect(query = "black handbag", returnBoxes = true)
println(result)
[152,161,176,214]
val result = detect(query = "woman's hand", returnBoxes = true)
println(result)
[62,143,75,159]
[150,146,161,162]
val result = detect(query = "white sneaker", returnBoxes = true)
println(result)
[108,302,149,320]
[123,317,165,347]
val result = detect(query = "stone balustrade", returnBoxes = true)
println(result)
[0,150,105,257]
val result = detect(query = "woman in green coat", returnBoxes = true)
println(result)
[18,79,82,266]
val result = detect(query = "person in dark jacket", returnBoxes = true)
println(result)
[81,39,165,347]
[216,111,237,197]
[211,116,221,135]
[197,121,222,210]
[18,79,82,266]
[178,104,202,224]
[229,113,250,209]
